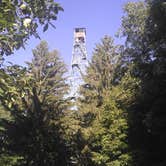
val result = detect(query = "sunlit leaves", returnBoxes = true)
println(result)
[0,0,63,56]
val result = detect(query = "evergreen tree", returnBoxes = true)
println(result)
[74,36,132,165]
[28,41,68,117]
[80,36,120,106]
[0,41,70,165]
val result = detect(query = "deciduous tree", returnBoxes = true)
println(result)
[0,0,63,56]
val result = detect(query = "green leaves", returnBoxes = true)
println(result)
[74,36,133,166]
[0,41,70,165]
[0,154,24,166]
[89,95,131,166]
[120,0,166,165]
[43,23,49,32]
[0,0,63,56]
[28,41,68,110]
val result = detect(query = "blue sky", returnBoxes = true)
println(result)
[5,0,137,68]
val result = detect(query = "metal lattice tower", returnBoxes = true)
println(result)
[70,28,88,100]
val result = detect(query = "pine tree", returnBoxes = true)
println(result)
[74,36,132,165]
[0,41,70,165]
[28,40,68,117]
[80,36,120,106]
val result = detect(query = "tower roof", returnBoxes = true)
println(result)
[74,28,86,34]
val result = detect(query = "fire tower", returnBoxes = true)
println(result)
[70,28,88,100]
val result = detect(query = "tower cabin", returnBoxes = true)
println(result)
[72,28,87,68]
[74,28,86,44]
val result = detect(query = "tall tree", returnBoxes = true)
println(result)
[72,36,132,165]
[28,41,68,115]
[120,0,166,165]
[80,36,120,106]
[0,41,70,165]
